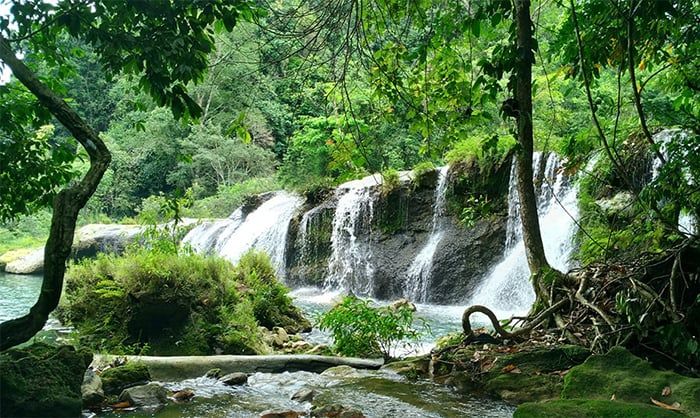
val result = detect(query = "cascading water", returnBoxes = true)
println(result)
[468,152,579,318]
[405,166,449,302]
[183,191,303,276]
[323,175,380,295]
[650,129,697,235]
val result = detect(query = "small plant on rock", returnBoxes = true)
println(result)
[318,296,425,360]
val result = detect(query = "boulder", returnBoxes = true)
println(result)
[171,388,195,402]
[311,404,365,418]
[291,387,316,402]
[2,224,142,274]
[514,399,681,418]
[0,248,38,270]
[1,343,92,418]
[4,248,44,274]
[100,361,150,396]
[561,347,700,416]
[320,366,362,379]
[220,372,248,386]
[205,368,222,379]
[118,383,168,407]
[389,298,416,312]
[81,368,105,408]
[260,409,302,418]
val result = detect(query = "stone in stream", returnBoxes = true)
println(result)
[259,409,302,418]
[311,404,365,418]
[100,361,150,396]
[320,365,362,378]
[291,387,316,402]
[171,388,195,402]
[205,368,222,379]
[118,383,168,407]
[81,368,105,408]
[220,372,248,386]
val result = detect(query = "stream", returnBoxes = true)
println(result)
[0,272,513,418]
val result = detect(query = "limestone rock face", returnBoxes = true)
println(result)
[284,166,509,304]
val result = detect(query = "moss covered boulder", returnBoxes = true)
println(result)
[560,347,700,417]
[434,344,590,403]
[514,399,681,418]
[100,361,150,396]
[0,343,92,418]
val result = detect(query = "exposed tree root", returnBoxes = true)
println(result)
[460,241,700,373]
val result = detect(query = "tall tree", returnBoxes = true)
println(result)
[0,0,257,350]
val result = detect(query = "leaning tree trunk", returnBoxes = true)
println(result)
[0,35,111,351]
[513,0,555,305]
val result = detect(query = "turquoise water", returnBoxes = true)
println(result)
[0,272,43,322]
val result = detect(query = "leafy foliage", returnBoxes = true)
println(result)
[318,296,425,359]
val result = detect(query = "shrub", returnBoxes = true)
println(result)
[318,296,425,360]
[60,249,307,354]
[381,168,401,195]
[445,134,515,166]
[411,161,436,187]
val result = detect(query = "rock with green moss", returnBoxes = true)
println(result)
[514,399,681,418]
[0,343,92,418]
[100,361,150,396]
[561,347,700,417]
[437,344,591,403]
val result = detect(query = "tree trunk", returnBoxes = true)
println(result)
[513,0,554,303]
[0,36,111,351]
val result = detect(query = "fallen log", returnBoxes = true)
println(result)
[92,354,384,380]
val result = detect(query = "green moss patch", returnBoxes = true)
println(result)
[514,399,680,418]
[100,361,150,396]
[561,347,700,417]
[0,343,92,418]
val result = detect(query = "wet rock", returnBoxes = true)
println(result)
[311,403,365,418]
[389,298,417,312]
[320,365,361,378]
[81,368,105,408]
[260,409,302,418]
[100,361,150,396]
[171,388,195,402]
[291,387,317,402]
[272,327,289,347]
[220,372,248,386]
[118,383,168,407]
[205,368,222,379]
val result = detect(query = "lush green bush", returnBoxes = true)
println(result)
[381,168,401,195]
[185,177,279,218]
[445,133,516,166]
[59,249,307,355]
[411,161,436,187]
[318,296,424,359]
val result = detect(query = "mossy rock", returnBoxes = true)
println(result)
[482,345,591,403]
[382,356,431,379]
[100,361,150,396]
[485,372,563,403]
[561,347,700,417]
[514,399,681,418]
[0,343,92,418]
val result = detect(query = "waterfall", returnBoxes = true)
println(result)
[650,129,697,235]
[183,192,303,276]
[323,175,380,295]
[468,153,579,318]
[405,166,449,302]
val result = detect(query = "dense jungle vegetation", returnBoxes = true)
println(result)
[0,0,698,375]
